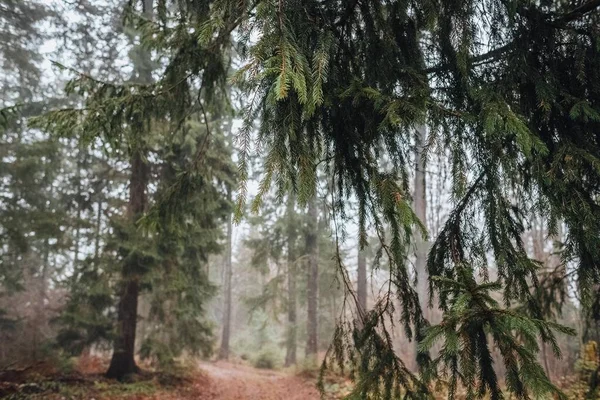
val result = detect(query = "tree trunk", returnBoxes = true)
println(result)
[74,147,84,270]
[106,151,148,379]
[285,194,298,366]
[414,124,428,317]
[413,124,428,371]
[34,176,53,360]
[94,197,103,262]
[305,193,319,360]
[357,247,367,312]
[218,196,233,360]
[33,236,50,360]
[106,277,141,378]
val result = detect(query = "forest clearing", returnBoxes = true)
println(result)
[3,0,600,399]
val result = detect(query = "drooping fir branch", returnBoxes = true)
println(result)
[425,0,600,75]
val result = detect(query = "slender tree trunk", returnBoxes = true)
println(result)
[357,240,367,332]
[414,124,428,317]
[94,197,103,262]
[74,147,84,270]
[219,195,233,360]
[357,247,367,317]
[33,236,50,360]
[413,124,428,371]
[285,194,298,366]
[532,217,552,379]
[34,174,53,360]
[305,193,319,360]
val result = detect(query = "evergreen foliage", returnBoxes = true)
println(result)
[244,189,345,361]
[24,0,236,373]
[230,1,600,398]
[0,1,76,361]
[6,0,600,398]
[139,119,234,364]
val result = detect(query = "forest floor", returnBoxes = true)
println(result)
[0,358,592,399]
[0,357,345,399]
[197,360,321,399]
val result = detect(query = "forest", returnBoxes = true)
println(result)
[1,0,600,399]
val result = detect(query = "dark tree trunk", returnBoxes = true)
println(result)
[218,198,233,360]
[74,147,84,269]
[106,151,148,379]
[106,278,141,378]
[357,247,367,317]
[83,189,100,361]
[94,197,103,262]
[305,194,319,360]
[285,194,298,367]
[413,124,428,371]
[414,124,428,317]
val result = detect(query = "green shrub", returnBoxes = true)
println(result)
[253,350,277,369]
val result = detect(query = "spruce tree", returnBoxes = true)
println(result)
[105,0,155,378]
[0,0,79,363]
[139,117,234,365]
[31,0,236,378]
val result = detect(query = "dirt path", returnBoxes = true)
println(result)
[196,361,320,400]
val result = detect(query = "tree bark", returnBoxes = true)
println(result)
[285,194,298,366]
[305,193,319,360]
[218,195,233,360]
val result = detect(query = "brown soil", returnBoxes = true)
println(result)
[195,361,320,400]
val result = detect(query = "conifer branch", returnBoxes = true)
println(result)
[557,0,600,23]
[425,0,600,75]
[424,43,514,74]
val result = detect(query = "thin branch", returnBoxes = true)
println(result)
[424,43,513,74]
[425,0,600,75]
[556,0,600,23]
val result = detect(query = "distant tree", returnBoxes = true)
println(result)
[304,193,319,361]
[356,244,367,319]
[140,118,233,366]
[218,189,234,360]
[0,0,73,364]
[284,193,299,366]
